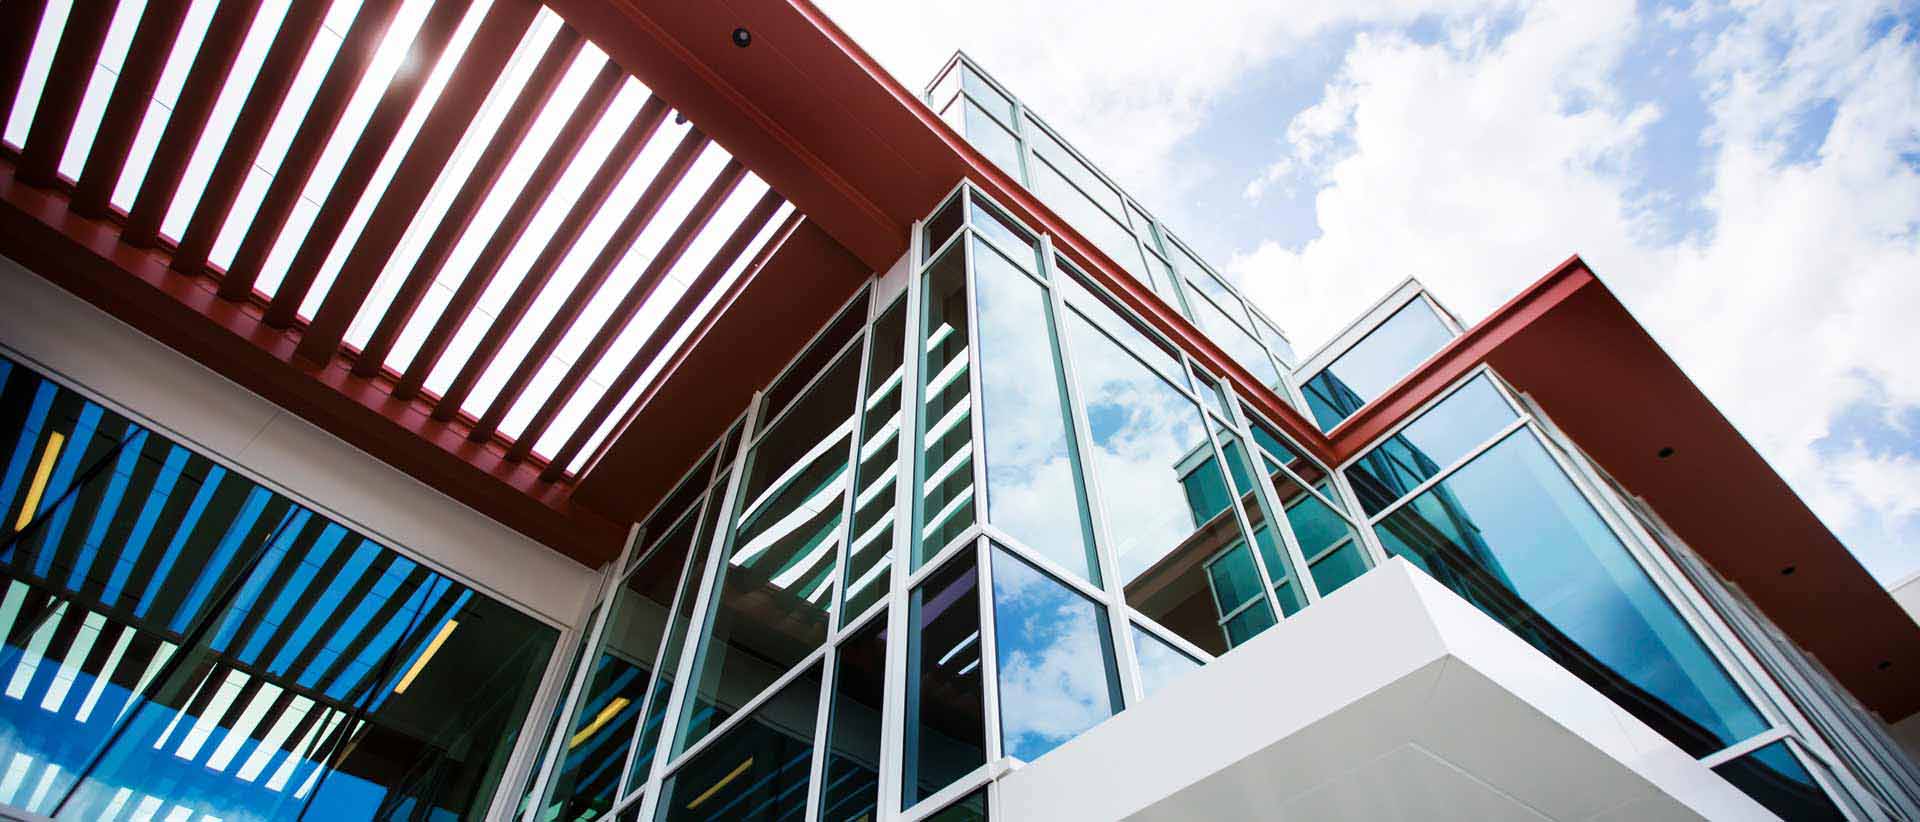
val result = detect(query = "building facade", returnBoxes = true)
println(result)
[0,2,1915,821]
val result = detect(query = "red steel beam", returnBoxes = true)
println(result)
[15,0,115,186]
[118,0,268,248]
[170,0,335,275]
[387,61,625,400]
[350,27,585,377]
[70,0,192,219]
[216,0,406,300]
[417,97,670,414]
[0,0,52,138]
[0,157,627,565]
[293,0,541,361]
[467,149,742,444]
[523,188,784,473]
[261,0,472,326]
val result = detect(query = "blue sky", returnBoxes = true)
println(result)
[823,0,1920,586]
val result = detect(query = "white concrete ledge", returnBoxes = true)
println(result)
[0,255,598,628]
[998,558,1775,821]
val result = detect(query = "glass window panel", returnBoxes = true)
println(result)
[1142,250,1180,307]
[959,65,1014,127]
[925,788,988,821]
[1347,374,1517,516]
[1056,266,1187,390]
[1126,202,1154,240]
[821,615,887,822]
[904,557,984,807]
[918,246,976,564]
[656,664,822,822]
[1192,371,1231,419]
[1374,428,1770,756]
[0,358,555,821]
[1217,432,1305,616]
[544,512,701,817]
[1130,623,1202,699]
[636,449,717,574]
[1027,155,1147,284]
[973,239,1098,583]
[1187,290,1282,389]
[960,100,1023,183]
[1303,297,1455,431]
[1711,740,1846,821]
[1307,542,1369,597]
[681,352,856,754]
[844,299,907,625]
[762,295,867,428]
[967,199,1036,271]
[990,546,1122,763]
[1222,597,1277,647]
[1205,545,1265,615]
[626,484,726,791]
[1024,120,1124,217]
[922,196,964,263]
[1255,315,1297,368]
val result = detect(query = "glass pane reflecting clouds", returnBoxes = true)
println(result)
[1130,624,1201,699]
[1304,297,1454,431]
[990,547,1121,763]
[1347,374,1516,516]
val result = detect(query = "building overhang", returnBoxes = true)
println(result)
[999,558,1776,820]
[1329,256,1920,722]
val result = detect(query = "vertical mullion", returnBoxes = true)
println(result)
[612,498,703,803]
[514,531,628,822]
[1195,397,1287,625]
[972,535,1001,764]
[1038,230,1145,708]
[634,391,760,822]
[1222,379,1326,606]
[876,218,927,820]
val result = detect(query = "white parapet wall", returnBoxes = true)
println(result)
[0,254,600,629]
[996,557,1776,821]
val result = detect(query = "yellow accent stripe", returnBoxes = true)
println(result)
[393,619,459,694]
[14,432,64,531]
[686,757,754,810]
[568,695,630,749]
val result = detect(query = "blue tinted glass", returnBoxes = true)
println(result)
[1347,375,1516,515]
[1256,316,1297,367]
[1374,428,1769,756]
[1206,545,1265,613]
[974,238,1099,584]
[1222,599,1277,648]
[1056,271,1187,389]
[1712,740,1846,821]
[1308,542,1369,596]
[0,357,554,821]
[1187,292,1282,389]
[991,548,1123,763]
[657,664,820,822]
[1304,298,1454,431]
[1130,624,1201,699]
[905,558,984,805]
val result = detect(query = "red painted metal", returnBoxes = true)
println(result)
[217,0,406,300]
[294,0,541,362]
[350,27,586,378]
[119,0,268,248]
[389,62,626,400]
[261,0,472,326]
[530,190,786,475]
[466,152,747,444]
[70,0,192,219]
[425,101,673,418]
[0,0,51,139]
[0,157,627,565]
[15,0,115,186]
[170,0,334,276]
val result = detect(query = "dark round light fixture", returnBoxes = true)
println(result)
[732,27,752,48]
[1780,564,1796,576]
[1879,660,1894,672]
[1656,446,1676,459]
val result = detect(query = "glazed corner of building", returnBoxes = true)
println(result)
[0,2,1917,821]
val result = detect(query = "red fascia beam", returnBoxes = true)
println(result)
[0,158,626,567]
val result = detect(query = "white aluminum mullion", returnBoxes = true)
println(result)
[877,216,930,821]
[972,536,1003,766]
[613,502,709,803]
[1220,378,1325,607]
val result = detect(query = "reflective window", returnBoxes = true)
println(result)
[1374,428,1770,756]
[959,65,1015,128]
[1025,121,1123,217]
[1027,155,1146,284]
[656,664,821,822]
[1217,432,1305,615]
[762,295,867,427]
[541,512,701,818]
[821,616,887,822]
[968,200,1036,271]
[924,788,988,821]
[918,247,976,562]
[1303,297,1454,431]
[844,299,907,624]
[973,238,1098,583]
[990,547,1122,763]
[904,557,984,807]
[1347,375,1516,516]
[1056,266,1187,389]
[1255,315,1297,368]
[626,485,726,792]
[1130,624,1201,699]
[0,358,554,820]
[679,349,858,754]
[923,197,963,262]
[955,98,1022,181]
[1711,740,1846,821]
[1186,290,1282,389]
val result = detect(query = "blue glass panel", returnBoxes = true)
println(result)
[1712,740,1846,821]
[1206,545,1265,614]
[1346,375,1516,516]
[1374,428,1769,756]
[1055,267,1188,390]
[991,547,1122,763]
[1308,542,1369,596]
[657,665,821,822]
[1130,624,1202,699]
[1303,297,1454,431]
[1222,599,1276,648]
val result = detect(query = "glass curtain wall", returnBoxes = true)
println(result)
[923,56,1299,403]
[1343,367,1854,820]
[0,356,558,821]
